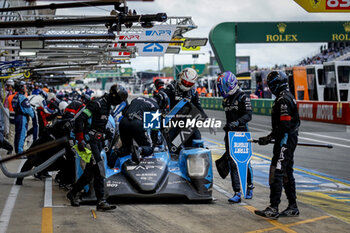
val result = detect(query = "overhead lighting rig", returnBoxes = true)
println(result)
[0,1,167,33]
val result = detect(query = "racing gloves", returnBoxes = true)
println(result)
[258,134,273,145]
[223,121,240,132]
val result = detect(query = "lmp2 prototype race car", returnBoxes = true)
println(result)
[76,99,214,202]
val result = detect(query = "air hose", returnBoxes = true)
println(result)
[0,148,65,178]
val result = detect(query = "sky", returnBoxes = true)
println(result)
[53,0,350,72]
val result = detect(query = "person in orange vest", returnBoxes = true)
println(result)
[196,85,202,96]
[3,79,15,138]
[200,86,207,97]
[42,83,49,93]
[196,84,207,97]
[6,81,18,147]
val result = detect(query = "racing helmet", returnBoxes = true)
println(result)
[154,79,165,90]
[14,81,26,93]
[178,68,198,91]
[109,84,128,106]
[216,71,239,98]
[59,101,68,112]
[6,79,14,87]
[266,70,288,95]
[47,92,56,101]
[153,91,170,113]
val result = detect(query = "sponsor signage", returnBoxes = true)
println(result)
[86,68,133,78]
[169,38,201,51]
[236,21,350,43]
[297,101,350,125]
[295,0,350,12]
[114,25,176,57]
[113,34,140,56]
[175,64,206,78]
[228,132,252,198]
[210,20,350,73]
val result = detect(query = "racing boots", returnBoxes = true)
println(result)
[254,206,279,219]
[131,145,142,164]
[279,203,300,217]
[228,192,241,203]
[66,191,80,207]
[245,185,254,199]
[15,178,23,186]
[96,200,116,211]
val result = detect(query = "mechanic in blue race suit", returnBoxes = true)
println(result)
[255,71,300,219]
[32,82,47,98]
[217,71,254,203]
[66,84,128,211]
[164,68,214,147]
[110,91,170,166]
[12,81,34,154]
[85,86,94,97]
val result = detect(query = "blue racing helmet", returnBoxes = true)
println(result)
[216,71,239,98]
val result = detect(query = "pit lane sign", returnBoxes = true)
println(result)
[113,25,176,57]
[294,0,350,12]
[228,132,252,199]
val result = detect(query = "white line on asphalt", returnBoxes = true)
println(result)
[249,124,350,149]
[298,136,350,149]
[213,184,247,205]
[248,126,266,132]
[44,172,53,207]
[0,160,25,233]
[213,184,232,198]
[301,132,350,143]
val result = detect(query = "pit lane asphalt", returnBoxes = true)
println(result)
[0,110,349,233]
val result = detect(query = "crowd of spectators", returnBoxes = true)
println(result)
[299,42,350,65]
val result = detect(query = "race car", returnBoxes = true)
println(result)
[76,100,213,202]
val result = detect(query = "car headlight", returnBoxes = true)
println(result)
[186,154,209,178]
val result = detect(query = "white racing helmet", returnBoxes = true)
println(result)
[178,67,198,91]
[47,92,56,101]
[59,101,68,112]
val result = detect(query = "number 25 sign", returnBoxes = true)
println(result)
[294,0,350,12]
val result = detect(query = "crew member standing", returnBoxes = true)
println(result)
[66,84,128,211]
[154,79,165,93]
[12,81,34,153]
[217,71,254,203]
[255,71,300,219]
[3,79,15,139]
[165,68,215,146]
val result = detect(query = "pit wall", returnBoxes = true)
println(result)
[200,97,350,125]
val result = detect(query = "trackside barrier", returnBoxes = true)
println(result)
[297,101,350,125]
[200,97,273,116]
[200,97,223,110]
[200,97,350,125]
